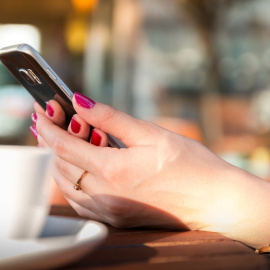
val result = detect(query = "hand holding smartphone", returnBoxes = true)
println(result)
[0,44,125,148]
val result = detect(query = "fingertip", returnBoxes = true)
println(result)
[46,101,54,117]
[91,130,101,146]
[31,112,37,126]
[73,92,96,109]
[91,129,108,147]
[68,114,91,141]
[30,125,38,139]
[45,100,66,128]
[30,121,50,148]
[70,116,81,134]
[72,93,147,147]
[33,101,45,114]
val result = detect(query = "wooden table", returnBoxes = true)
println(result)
[50,205,270,270]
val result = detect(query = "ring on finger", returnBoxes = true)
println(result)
[73,171,88,191]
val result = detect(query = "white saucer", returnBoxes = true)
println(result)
[0,216,108,269]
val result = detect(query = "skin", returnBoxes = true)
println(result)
[32,93,270,250]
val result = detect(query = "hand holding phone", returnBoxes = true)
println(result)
[0,44,125,148]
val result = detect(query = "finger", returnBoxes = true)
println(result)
[30,125,38,140]
[34,101,45,114]
[46,100,67,129]
[38,136,50,148]
[68,114,90,141]
[29,125,48,147]
[53,158,116,223]
[30,125,49,147]
[31,113,38,126]
[67,199,104,221]
[72,92,157,147]
[30,114,51,148]
[53,157,120,224]
[52,158,103,212]
[54,156,95,195]
[36,113,120,174]
[54,156,105,197]
[91,129,108,147]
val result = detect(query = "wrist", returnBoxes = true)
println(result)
[202,165,270,249]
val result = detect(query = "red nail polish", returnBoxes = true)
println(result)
[71,117,81,134]
[30,125,38,139]
[91,130,101,146]
[74,92,96,109]
[31,113,37,126]
[46,102,54,117]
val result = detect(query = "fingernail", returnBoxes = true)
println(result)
[91,130,101,146]
[46,102,54,117]
[31,113,37,126]
[74,92,96,109]
[71,117,81,134]
[30,125,38,139]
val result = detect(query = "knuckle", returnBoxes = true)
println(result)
[92,154,119,183]
[100,162,116,182]
[51,136,67,157]
[100,106,118,128]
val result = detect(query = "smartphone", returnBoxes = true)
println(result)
[0,43,125,148]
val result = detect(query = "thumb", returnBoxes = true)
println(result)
[72,92,153,147]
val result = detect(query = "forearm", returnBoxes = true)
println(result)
[205,166,270,249]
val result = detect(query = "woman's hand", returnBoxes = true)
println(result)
[33,93,270,249]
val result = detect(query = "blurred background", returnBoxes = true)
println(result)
[1,0,270,181]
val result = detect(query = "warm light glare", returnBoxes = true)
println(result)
[71,0,98,13]
[65,18,87,54]
[0,24,40,50]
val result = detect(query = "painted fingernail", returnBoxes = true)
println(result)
[46,102,54,117]
[91,130,101,146]
[30,125,38,139]
[74,92,96,109]
[31,113,37,126]
[71,117,81,134]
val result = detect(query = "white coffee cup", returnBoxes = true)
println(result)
[0,145,53,240]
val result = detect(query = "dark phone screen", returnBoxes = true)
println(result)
[0,52,75,123]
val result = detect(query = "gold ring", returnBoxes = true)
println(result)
[73,171,88,191]
[255,245,270,254]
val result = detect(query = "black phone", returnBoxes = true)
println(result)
[0,43,125,148]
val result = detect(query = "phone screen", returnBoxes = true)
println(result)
[0,45,75,122]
